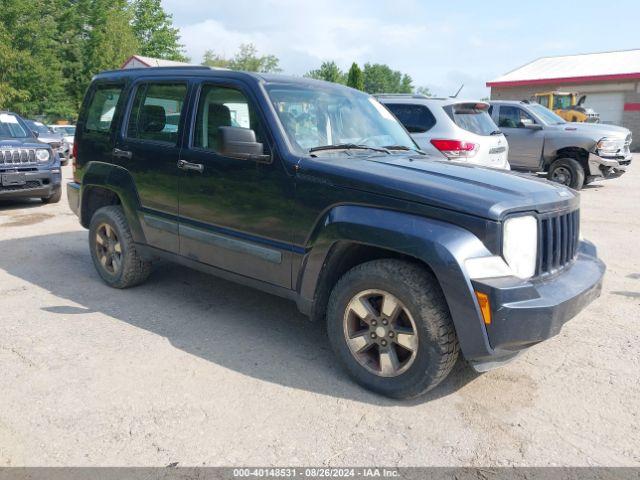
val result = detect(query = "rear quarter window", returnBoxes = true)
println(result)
[385,103,436,133]
[84,85,124,134]
[444,103,498,136]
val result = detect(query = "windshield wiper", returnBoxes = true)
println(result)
[309,143,390,154]
[382,145,426,155]
[490,130,503,135]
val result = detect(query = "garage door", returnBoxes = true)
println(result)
[582,92,625,125]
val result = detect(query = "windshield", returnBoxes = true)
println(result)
[26,120,52,135]
[265,84,416,153]
[0,113,29,138]
[529,104,566,125]
[445,103,498,136]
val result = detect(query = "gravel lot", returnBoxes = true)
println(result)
[0,159,638,467]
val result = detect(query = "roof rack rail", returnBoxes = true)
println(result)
[373,93,431,99]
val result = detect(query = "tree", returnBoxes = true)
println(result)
[130,0,188,61]
[202,44,281,73]
[346,62,364,91]
[362,63,414,94]
[415,86,432,97]
[305,61,345,84]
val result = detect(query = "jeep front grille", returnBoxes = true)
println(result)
[536,209,580,275]
[0,148,37,166]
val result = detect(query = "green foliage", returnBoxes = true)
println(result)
[346,63,364,91]
[304,61,346,84]
[363,63,414,94]
[202,44,281,73]
[130,0,188,62]
[0,0,184,121]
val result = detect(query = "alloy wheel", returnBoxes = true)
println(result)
[95,223,122,275]
[343,289,419,377]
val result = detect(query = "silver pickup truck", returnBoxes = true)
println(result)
[489,100,632,189]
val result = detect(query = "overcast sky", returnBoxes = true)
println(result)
[162,0,639,99]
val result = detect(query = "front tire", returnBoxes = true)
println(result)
[88,206,151,288]
[327,259,459,399]
[548,157,585,190]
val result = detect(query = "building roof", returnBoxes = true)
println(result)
[121,55,193,69]
[487,49,640,87]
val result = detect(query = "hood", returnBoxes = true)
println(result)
[0,137,50,149]
[549,122,630,139]
[302,153,578,221]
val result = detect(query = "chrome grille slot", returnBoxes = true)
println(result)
[0,148,39,166]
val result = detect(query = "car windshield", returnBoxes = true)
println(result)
[529,104,566,125]
[265,84,417,153]
[445,103,498,136]
[26,120,52,135]
[0,113,29,138]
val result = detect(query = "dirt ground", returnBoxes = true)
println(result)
[0,159,638,467]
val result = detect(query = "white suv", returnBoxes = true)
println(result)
[377,95,510,170]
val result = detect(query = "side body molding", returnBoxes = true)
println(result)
[79,162,146,244]
[297,205,496,360]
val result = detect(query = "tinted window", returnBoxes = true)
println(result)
[85,85,123,133]
[194,85,267,153]
[537,95,550,108]
[385,103,436,133]
[445,103,498,136]
[498,106,535,128]
[127,83,187,144]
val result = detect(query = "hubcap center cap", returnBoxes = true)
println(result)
[375,326,387,338]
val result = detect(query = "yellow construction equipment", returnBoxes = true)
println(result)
[533,91,600,123]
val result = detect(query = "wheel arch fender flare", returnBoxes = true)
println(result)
[297,204,495,360]
[79,161,145,243]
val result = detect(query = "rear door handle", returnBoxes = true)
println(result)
[112,148,132,159]
[177,159,204,173]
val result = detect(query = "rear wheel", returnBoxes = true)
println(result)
[326,259,459,399]
[89,206,151,288]
[548,157,585,190]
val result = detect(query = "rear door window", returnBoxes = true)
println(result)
[84,85,124,133]
[385,103,436,133]
[126,82,188,144]
[444,103,498,136]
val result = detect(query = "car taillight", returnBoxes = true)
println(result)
[430,139,479,159]
[72,142,79,182]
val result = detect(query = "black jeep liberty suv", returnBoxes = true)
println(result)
[67,67,605,398]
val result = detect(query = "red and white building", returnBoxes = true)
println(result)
[488,49,640,148]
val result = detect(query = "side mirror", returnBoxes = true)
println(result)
[32,130,39,138]
[520,118,542,130]
[218,126,270,162]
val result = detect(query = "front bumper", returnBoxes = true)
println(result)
[469,240,605,370]
[67,181,80,217]
[588,152,632,180]
[0,168,62,199]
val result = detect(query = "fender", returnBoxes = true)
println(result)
[80,161,146,244]
[297,205,496,360]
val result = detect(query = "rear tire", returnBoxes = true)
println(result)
[548,157,585,190]
[41,188,62,204]
[88,206,151,288]
[326,259,459,399]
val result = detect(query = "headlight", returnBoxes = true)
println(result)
[596,137,625,156]
[36,149,51,162]
[503,215,538,279]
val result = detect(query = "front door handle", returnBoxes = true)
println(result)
[177,159,204,173]
[112,148,132,159]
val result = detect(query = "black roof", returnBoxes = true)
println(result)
[94,66,359,91]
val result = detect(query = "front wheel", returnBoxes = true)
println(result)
[88,206,151,288]
[326,259,459,399]
[548,157,585,190]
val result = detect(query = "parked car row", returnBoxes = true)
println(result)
[65,67,606,398]
[378,94,632,189]
[24,119,71,165]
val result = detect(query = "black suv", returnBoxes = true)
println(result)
[1,111,62,204]
[67,67,605,398]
